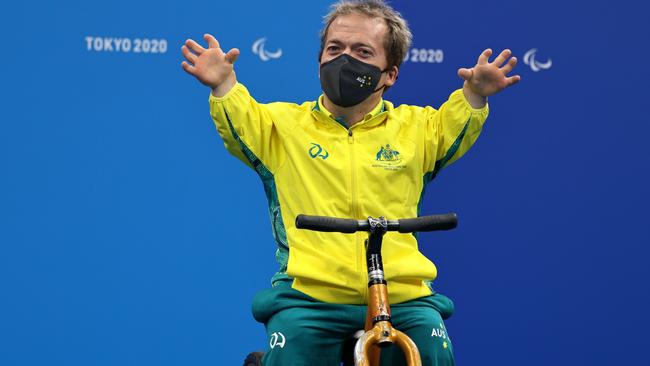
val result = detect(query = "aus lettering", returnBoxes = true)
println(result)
[431,327,447,339]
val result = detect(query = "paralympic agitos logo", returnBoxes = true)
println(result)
[252,37,283,61]
[523,48,552,72]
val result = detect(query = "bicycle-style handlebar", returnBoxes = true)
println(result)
[294,212,457,366]
[295,213,458,233]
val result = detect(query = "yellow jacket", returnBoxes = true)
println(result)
[209,83,489,304]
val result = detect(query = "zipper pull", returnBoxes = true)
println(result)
[348,129,354,143]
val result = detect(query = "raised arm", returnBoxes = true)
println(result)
[181,34,240,97]
[181,34,284,173]
[422,48,521,175]
[458,48,521,108]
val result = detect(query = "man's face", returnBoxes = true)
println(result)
[320,13,397,88]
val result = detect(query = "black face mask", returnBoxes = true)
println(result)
[320,54,388,108]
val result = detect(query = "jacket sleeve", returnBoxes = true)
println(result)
[208,82,285,173]
[422,88,489,175]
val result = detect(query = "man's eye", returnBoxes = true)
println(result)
[327,46,340,52]
[359,49,372,57]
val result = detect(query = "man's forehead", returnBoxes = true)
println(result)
[325,13,387,46]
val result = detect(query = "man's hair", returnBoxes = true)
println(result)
[318,0,413,70]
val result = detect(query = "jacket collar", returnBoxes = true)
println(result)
[311,95,391,130]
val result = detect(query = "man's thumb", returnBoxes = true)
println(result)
[225,48,240,64]
[457,68,473,81]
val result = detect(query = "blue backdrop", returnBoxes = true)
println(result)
[1,0,648,365]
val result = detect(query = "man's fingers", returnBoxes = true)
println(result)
[204,34,220,49]
[505,75,521,87]
[181,61,196,76]
[501,57,517,74]
[185,39,206,54]
[457,68,473,81]
[493,49,511,67]
[181,45,198,64]
[477,49,492,65]
[225,48,240,64]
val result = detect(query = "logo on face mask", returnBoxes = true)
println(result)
[356,75,373,87]
[320,54,386,107]
[309,143,329,160]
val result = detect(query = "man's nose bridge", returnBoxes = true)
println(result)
[342,45,355,56]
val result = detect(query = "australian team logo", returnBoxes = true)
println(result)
[269,332,286,349]
[309,143,329,160]
[376,144,402,163]
[373,144,405,170]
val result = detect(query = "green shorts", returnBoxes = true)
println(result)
[252,280,455,366]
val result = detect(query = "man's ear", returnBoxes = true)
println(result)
[385,65,399,87]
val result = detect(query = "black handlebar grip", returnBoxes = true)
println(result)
[295,214,360,233]
[397,213,458,233]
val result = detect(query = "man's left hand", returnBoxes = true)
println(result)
[458,49,521,108]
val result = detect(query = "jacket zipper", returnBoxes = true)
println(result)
[318,109,381,303]
[347,128,368,302]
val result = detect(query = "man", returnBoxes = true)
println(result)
[181,1,519,365]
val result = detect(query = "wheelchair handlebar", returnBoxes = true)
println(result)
[295,213,458,234]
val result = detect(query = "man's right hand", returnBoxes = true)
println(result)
[181,34,240,97]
